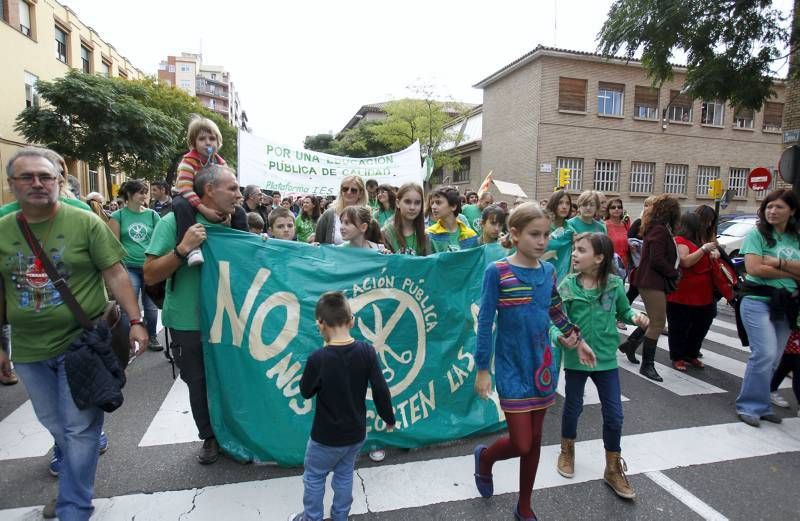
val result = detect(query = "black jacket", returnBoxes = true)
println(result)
[64,323,126,412]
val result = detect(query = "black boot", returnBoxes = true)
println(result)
[639,337,663,382]
[618,327,644,364]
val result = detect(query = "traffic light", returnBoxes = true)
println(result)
[557,168,571,189]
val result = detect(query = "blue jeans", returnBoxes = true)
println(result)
[302,438,365,521]
[736,297,790,417]
[15,354,103,521]
[123,266,158,338]
[561,368,623,452]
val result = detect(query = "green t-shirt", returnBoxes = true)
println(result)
[545,223,575,282]
[0,204,125,362]
[567,216,607,235]
[111,207,161,267]
[146,213,222,331]
[461,204,483,234]
[295,215,316,243]
[0,197,91,218]
[382,221,428,255]
[741,227,800,300]
[373,208,395,228]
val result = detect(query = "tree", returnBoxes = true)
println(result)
[15,70,180,196]
[304,133,335,154]
[597,0,791,111]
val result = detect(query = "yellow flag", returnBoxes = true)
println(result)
[477,171,493,196]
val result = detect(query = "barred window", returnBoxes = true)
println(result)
[556,157,583,191]
[696,165,721,197]
[453,157,470,184]
[756,170,779,199]
[664,164,688,195]
[594,160,620,193]
[630,162,655,194]
[728,168,748,198]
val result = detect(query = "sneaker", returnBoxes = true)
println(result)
[148,337,164,352]
[770,392,790,408]
[186,248,204,267]
[48,445,62,477]
[616,320,627,331]
[287,513,304,521]
[737,413,760,427]
[0,370,18,385]
[760,413,783,424]
[368,449,386,462]
[99,431,109,454]
[42,498,56,519]
[198,437,219,464]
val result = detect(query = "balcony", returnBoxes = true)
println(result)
[196,82,229,100]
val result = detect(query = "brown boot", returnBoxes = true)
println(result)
[556,438,575,478]
[604,451,635,499]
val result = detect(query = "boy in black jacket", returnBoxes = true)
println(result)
[289,292,395,521]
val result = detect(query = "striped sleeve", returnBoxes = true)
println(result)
[175,156,202,207]
[548,271,580,338]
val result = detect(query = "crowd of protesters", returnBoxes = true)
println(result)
[1,115,799,521]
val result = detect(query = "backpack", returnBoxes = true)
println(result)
[627,237,643,268]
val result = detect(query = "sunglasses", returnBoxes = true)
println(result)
[342,186,360,194]
[609,205,623,210]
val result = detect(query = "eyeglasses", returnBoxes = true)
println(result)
[342,186,360,194]
[609,205,623,210]
[10,174,59,185]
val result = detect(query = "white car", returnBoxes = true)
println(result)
[716,217,758,257]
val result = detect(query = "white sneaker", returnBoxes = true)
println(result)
[770,392,790,408]
[368,449,386,462]
[186,248,204,267]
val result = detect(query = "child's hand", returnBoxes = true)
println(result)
[261,234,269,241]
[474,370,492,399]
[633,313,649,329]
[198,204,225,223]
[386,424,395,433]
[540,250,557,261]
[560,331,579,348]
[577,341,597,368]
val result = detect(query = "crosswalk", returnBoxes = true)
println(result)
[1,303,798,520]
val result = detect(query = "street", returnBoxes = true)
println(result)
[1,301,799,521]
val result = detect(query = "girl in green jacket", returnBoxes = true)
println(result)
[552,233,649,501]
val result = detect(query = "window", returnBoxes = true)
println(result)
[179,64,191,72]
[211,73,217,80]
[118,69,128,79]
[701,101,725,126]
[729,168,748,198]
[55,25,68,63]
[696,165,721,197]
[634,86,659,120]
[180,79,191,90]
[80,45,91,73]
[630,161,655,194]
[430,167,443,185]
[169,64,176,73]
[19,0,31,36]
[454,158,471,183]
[597,82,624,116]
[556,157,583,191]
[99,60,110,77]
[88,169,98,193]
[667,90,692,122]
[733,107,754,129]
[593,160,620,193]
[558,77,587,112]
[664,163,688,194]
[763,102,784,132]
[209,99,216,109]
[756,170,779,199]
[24,71,38,108]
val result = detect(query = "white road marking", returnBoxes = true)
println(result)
[616,352,726,395]
[139,378,198,447]
[645,470,729,521]
[0,401,51,460]
[3,419,798,520]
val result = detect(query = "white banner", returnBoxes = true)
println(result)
[237,131,424,197]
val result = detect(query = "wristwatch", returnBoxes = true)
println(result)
[173,248,187,260]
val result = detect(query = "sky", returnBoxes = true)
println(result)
[62,0,794,147]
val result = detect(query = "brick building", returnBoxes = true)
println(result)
[472,45,786,213]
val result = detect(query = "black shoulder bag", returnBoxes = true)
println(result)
[17,213,128,411]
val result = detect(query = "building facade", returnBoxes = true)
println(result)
[432,106,483,188]
[158,53,245,129]
[473,46,786,213]
[0,0,145,204]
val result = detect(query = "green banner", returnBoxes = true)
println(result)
[201,227,508,466]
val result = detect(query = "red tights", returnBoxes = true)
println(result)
[479,409,546,519]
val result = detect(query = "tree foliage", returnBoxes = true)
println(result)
[14,70,237,195]
[597,0,790,110]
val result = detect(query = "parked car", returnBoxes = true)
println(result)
[717,217,758,258]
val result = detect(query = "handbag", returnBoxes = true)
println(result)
[710,257,737,304]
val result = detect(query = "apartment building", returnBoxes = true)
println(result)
[158,53,245,129]
[0,0,145,204]
[473,46,786,212]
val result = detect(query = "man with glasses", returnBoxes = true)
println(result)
[0,147,147,520]
[242,184,269,233]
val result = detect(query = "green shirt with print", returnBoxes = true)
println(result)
[567,216,607,235]
[295,215,316,243]
[146,213,223,331]
[461,204,483,234]
[0,197,91,218]
[0,204,125,363]
[111,207,161,267]
[382,221,429,255]
[741,227,800,300]
[373,208,395,228]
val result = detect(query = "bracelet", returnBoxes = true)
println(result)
[129,318,144,327]
[173,248,187,260]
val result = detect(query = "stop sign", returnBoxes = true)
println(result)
[747,167,772,191]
